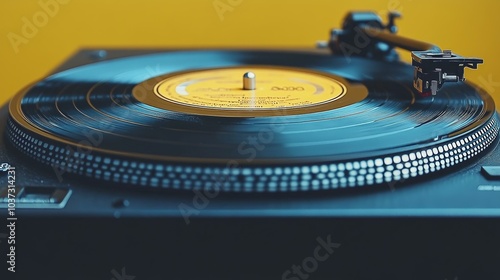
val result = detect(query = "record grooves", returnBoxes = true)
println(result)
[6,51,500,192]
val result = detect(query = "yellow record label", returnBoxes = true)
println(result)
[133,66,368,117]
[154,67,346,109]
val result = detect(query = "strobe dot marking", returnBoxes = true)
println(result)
[6,116,499,193]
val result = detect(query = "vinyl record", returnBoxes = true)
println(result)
[7,50,499,192]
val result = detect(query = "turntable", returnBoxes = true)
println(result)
[0,11,499,280]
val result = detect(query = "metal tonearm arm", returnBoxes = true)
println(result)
[325,11,483,96]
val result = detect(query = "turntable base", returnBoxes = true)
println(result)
[1,49,500,280]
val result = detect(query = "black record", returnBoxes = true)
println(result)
[7,51,499,192]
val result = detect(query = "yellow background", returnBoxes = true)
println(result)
[1,0,499,105]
